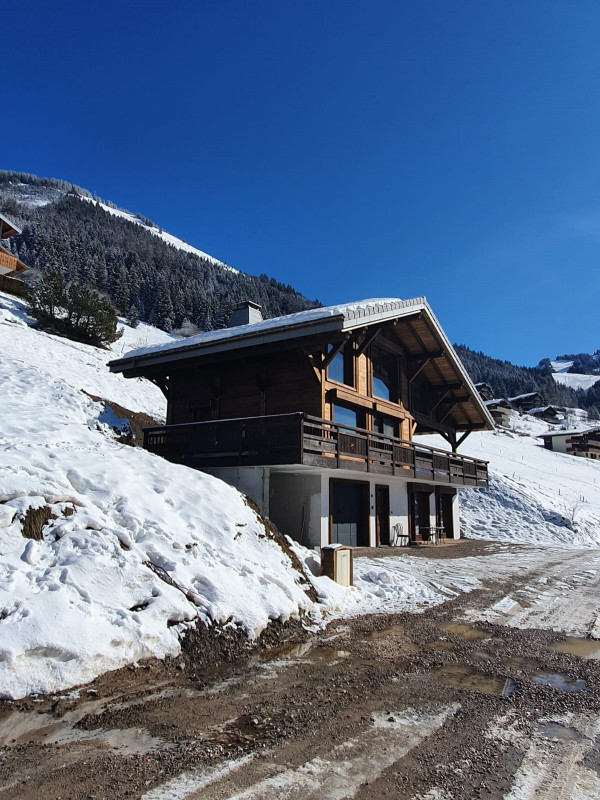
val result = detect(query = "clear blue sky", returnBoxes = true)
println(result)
[5,1,600,365]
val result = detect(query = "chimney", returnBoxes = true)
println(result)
[228,301,263,327]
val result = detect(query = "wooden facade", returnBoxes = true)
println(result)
[111,299,493,548]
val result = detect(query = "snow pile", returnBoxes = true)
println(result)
[0,292,317,699]
[422,414,600,548]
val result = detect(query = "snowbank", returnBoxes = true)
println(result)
[0,293,318,699]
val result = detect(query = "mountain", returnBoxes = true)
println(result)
[0,171,320,332]
[455,344,600,419]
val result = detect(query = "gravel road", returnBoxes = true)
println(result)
[1,540,599,800]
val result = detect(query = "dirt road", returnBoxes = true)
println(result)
[1,540,600,800]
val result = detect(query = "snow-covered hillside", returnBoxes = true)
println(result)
[0,292,319,699]
[553,371,600,391]
[80,196,237,272]
[422,415,600,548]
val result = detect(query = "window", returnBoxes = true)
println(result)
[327,343,354,387]
[371,348,397,402]
[333,404,358,431]
[373,414,396,438]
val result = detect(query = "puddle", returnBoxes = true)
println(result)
[370,625,405,639]
[434,665,515,697]
[533,672,586,693]
[551,637,600,660]
[537,722,583,742]
[0,707,172,753]
[251,643,350,668]
[441,622,490,641]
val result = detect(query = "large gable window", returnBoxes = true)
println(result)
[327,343,354,387]
[372,349,397,403]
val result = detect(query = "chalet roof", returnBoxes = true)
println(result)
[485,398,511,408]
[509,392,543,402]
[109,297,495,432]
[0,213,22,239]
[538,427,600,440]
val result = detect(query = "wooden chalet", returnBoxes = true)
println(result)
[528,405,565,425]
[0,213,28,278]
[110,298,494,548]
[540,427,600,460]
[484,398,512,429]
[509,392,544,413]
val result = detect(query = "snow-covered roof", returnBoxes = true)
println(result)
[537,427,600,439]
[509,392,543,402]
[109,296,495,431]
[485,398,512,409]
[528,406,563,415]
[0,212,21,239]
[113,298,424,365]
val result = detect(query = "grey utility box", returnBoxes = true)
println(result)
[321,545,354,587]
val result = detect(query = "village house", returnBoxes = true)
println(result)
[540,427,600,460]
[110,298,494,548]
[509,392,544,413]
[484,398,513,429]
[528,405,566,425]
[0,213,28,281]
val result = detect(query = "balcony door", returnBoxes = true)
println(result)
[330,480,369,547]
[409,486,432,542]
[375,485,390,546]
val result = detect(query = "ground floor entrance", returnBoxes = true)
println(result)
[330,479,369,547]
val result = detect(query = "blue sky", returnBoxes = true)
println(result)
[5,1,600,364]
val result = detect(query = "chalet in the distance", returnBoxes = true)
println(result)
[0,213,28,279]
[110,298,494,548]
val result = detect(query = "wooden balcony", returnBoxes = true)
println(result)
[0,248,27,275]
[144,413,488,488]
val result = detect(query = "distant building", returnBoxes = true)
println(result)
[528,405,566,425]
[485,398,512,429]
[474,382,494,402]
[539,428,600,459]
[0,213,28,278]
[509,392,544,413]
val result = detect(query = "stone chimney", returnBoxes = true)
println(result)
[228,301,263,327]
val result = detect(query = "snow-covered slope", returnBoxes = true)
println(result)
[0,292,317,699]
[80,196,237,272]
[553,372,600,391]
[422,414,600,548]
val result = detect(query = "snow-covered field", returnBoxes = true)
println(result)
[2,289,600,700]
[553,371,600,391]
[421,414,600,548]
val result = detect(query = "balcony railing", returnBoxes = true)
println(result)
[144,413,489,488]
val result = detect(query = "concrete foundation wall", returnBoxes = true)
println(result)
[269,472,322,547]
[204,466,269,515]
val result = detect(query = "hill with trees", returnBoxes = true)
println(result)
[0,171,320,332]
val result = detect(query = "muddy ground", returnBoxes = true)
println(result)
[1,540,600,800]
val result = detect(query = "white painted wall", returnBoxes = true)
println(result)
[269,471,322,547]
[204,466,269,515]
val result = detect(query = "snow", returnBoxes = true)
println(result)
[553,372,600,391]
[120,298,409,362]
[80,197,237,273]
[551,359,574,373]
[420,413,600,548]
[0,292,319,699]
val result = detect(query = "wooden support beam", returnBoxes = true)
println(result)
[306,353,323,382]
[455,429,473,449]
[150,375,170,399]
[356,326,381,357]
[409,358,430,384]
[430,390,450,414]
[406,349,444,361]
[322,334,350,370]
